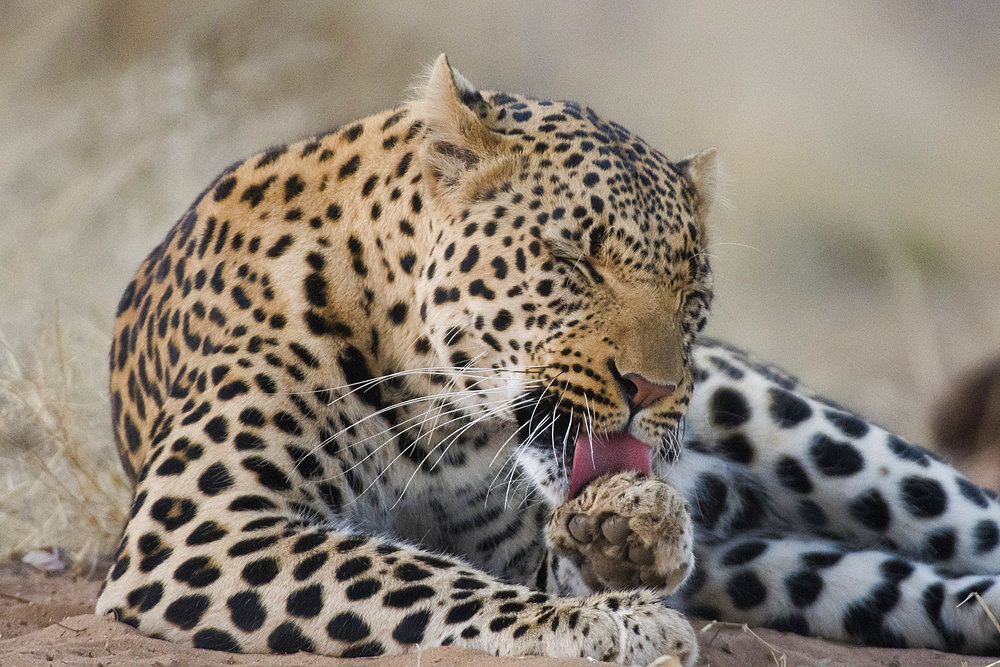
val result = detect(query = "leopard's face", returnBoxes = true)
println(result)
[414,65,716,499]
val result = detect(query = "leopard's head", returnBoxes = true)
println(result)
[414,56,716,501]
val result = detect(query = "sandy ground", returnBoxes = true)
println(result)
[0,562,992,667]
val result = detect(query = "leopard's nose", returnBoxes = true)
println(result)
[621,373,676,411]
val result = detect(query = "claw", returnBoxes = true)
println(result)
[601,515,630,544]
[568,514,596,543]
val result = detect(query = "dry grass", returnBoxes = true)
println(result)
[700,620,788,667]
[0,315,130,573]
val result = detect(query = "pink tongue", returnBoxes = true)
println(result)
[569,431,653,498]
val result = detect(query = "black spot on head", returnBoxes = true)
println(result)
[255,145,287,168]
[399,252,417,274]
[388,302,408,324]
[214,176,237,202]
[459,246,480,273]
[344,123,364,142]
[283,174,305,202]
[304,311,353,338]
[337,536,369,552]
[338,154,361,179]
[240,175,276,208]
[396,151,413,177]
[304,272,328,307]
[266,235,294,258]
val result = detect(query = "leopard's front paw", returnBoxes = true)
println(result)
[568,590,697,665]
[549,471,693,593]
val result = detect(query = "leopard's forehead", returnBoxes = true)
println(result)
[472,91,702,275]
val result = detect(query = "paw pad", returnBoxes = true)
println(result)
[549,472,693,594]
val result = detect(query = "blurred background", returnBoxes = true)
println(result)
[1,1,998,563]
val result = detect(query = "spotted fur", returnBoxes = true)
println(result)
[97,55,1000,662]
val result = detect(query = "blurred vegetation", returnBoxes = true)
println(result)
[1,1,998,561]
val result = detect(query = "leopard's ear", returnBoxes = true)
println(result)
[677,148,718,216]
[415,55,516,206]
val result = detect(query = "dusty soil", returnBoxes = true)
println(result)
[0,562,991,666]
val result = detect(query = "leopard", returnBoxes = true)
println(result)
[96,55,1000,663]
